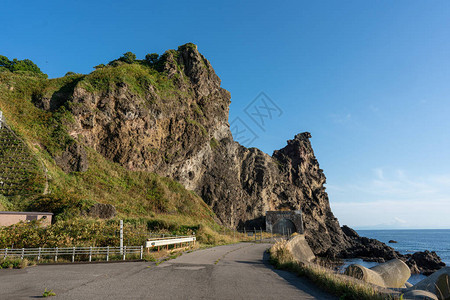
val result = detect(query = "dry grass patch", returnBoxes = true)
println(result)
[269,241,393,300]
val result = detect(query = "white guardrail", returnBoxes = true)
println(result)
[0,236,196,263]
[145,236,196,249]
[0,246,143,262]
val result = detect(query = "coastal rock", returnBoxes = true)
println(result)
[339,235,402,262]
[405,251,446,275]
[341,225,360,238]
[389,240,398,243]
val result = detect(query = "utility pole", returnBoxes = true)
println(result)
[120,220,123,255]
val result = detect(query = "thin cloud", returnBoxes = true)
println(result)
[328,169,450,228]
[330,113,352,124]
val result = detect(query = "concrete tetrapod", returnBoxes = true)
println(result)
[402,290,439,300]
[406,267,450,300]
[285,234,316,263]
[344,259,411,288]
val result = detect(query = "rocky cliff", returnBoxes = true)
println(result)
[28,44,445,272]
[31,43,349,256]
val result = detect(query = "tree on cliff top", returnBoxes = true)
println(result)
[145,53,159,64]
[0,55,47,77]
[119,52,136,64]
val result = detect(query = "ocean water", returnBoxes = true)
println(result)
[341,229,450,285]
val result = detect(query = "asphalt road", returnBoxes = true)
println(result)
[0,243,336,299]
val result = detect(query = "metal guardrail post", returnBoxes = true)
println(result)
[120,220,123,255]
[89,246,92,262]
[38,247,41,261]
[4,248,7,259]
[260,228,262,242]
[123,246,126,260]
[106,246,109,262]
[140,246,143,260]
[21,248,24,260]
[55,247,58,262]
[72,247,76,262]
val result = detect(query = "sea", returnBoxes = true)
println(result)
[339,229,450,285]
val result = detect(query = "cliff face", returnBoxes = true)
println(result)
[38,44,351,256]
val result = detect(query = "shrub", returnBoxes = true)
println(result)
[0,55,11,68]
[120,52,136,64]
[0,258,34,269]
[26,192,94,220]
[0,55,46,77]
[145,53,159,64]
[94,64,105,70]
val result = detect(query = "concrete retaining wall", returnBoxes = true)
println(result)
[285,234,315,263]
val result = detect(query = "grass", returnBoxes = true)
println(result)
[0,257,35,269]
[210,138,219,149]
[42,288,56,297]
[269,241,391,300]
[78,62,176,99]
[186,118,208,136]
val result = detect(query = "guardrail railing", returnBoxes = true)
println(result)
[0,246,143,262]
[145,236,196,251]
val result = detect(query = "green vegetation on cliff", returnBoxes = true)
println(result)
[0,55,47,78]
[0,46,230,248]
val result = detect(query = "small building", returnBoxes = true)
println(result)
[0,211,53,227]
[266,210,304,234]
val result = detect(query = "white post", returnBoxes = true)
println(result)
[4,248,7,259]
[21,248,24,260]
[0,110,3,129]
[55,247,58,262]
[140,246,143,260]
[89,246,92,262]
[106,246,109,262]
[72,247,75,262]
[123,246,126,261]
[37,247,41,261]
[120,220,123,255]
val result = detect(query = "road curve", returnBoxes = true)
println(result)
[0,243,336,299]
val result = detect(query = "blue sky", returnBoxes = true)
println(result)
[2,0,450,228]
